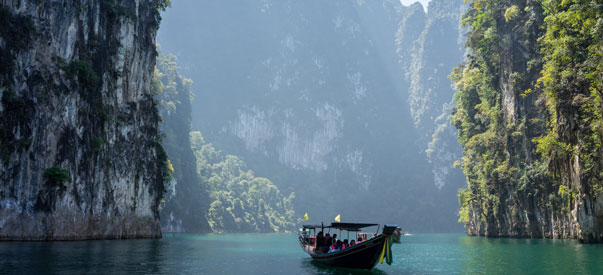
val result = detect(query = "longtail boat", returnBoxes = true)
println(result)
[298,222,396,269]
[392,226,403,243]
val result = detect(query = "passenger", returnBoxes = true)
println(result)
[350,240,356,246]
[342,239,349,249]
[328,240,338,253]
[323,233,332,253]
[336,240,342,250]
[315,232,324,253]
[357,236,363,243]
[332,234,338,242]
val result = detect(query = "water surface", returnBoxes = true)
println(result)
[1,233,601,274]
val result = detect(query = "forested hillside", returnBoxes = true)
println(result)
[454,0,602,243]
[191,131,295,232]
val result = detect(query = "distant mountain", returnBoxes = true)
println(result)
[155,54,295,233]
[158,0,467,232]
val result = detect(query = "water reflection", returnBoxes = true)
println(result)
[0,239,169,274]
[0,234,601,274]
[300,258,392,275]
[458,235,603,275]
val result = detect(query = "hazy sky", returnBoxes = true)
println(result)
[400,0,430,9]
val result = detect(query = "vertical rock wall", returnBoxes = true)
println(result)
[397,0,467,189]
[0,0,165,240]
[453,0,602,243]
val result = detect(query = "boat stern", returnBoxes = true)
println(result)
[382,224,398,236]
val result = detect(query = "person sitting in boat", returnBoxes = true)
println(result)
[332,234,337,242]
[350,240,356,246]
[357,236,363,243]
[342,239,349,249]
[323,233,332,253]
[328,240,338,253]
[315,232,325,253]
[335,240,342,250]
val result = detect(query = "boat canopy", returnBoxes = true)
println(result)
[302,222,378,232]
[329,222,378,231]
[302,225,324,230]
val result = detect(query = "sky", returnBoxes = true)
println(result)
[400,0,430,10]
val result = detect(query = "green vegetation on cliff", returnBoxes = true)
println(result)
[154,53,208,232]
[537,0,603,197]
[42,167,71,187]
[453,0,602,242]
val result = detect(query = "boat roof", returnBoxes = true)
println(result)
[302,222,379,232]
[302,224,324,230]
[330,222,379,231]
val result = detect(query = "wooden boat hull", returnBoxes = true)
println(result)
[300,235,387,269]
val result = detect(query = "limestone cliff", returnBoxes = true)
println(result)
[453,0,602,243]
[0,0,168,240]
[397,0,466,189]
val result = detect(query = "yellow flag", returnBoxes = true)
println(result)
[334,214,341,222]
[304,212,309,221]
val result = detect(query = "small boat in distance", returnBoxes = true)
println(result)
[392,226,403,243]
[299,222,397,270]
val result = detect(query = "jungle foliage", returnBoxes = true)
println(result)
[191,131,295,233]
[537,0,603,196]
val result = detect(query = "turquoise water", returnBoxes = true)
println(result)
[1,233,602,274]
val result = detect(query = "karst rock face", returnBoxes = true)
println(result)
[453,0,602,243]
[0,0,165,240]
